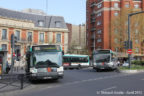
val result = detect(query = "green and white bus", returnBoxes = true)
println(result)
[63,54,90,69]
[92,49,118,72]
[26,45,64,80]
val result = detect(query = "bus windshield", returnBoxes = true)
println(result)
[94,54,110,63]
[31,52,62,68]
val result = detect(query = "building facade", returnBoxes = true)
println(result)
[86,0,144,57]
[0,8,69,63]
[66,23,87,54]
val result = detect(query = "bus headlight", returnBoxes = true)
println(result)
[57,67,64,72]
[58,71,64,75]
[108,62,113,66]
[57,67,64,75]
[93,63,97,65]
[30,68,37,74]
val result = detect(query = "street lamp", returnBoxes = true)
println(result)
[128,11,144,69]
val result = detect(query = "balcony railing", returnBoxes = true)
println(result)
[91,28,96,31]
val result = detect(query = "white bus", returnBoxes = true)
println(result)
[92,49,118,72]
[63,54,90,69]
[26,45,64,80]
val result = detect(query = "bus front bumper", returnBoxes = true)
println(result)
[93,65,116,70]
[29,72,64,80]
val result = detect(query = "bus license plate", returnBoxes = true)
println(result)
[43,77,52,79]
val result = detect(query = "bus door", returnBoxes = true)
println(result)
[0,55,3,75]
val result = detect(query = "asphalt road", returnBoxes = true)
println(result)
[1,68,144,96]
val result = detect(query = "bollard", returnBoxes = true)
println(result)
[20,74,24,89]
[0,64,2,75]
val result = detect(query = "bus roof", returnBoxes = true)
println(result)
[29,44,62,52]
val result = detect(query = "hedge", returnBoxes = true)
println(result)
[131,60,144,66]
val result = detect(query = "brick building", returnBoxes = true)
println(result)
[86,0,144,57]
[0,8,69,63]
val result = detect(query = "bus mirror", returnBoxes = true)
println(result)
[62,51,64,55]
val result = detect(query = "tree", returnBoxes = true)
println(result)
[111,8,144,54]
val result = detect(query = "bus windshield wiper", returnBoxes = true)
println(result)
[45,60,59,68]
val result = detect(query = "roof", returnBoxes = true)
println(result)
[64,54,89,57]
[0,7,67,29]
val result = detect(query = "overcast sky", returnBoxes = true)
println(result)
[0,0,86,25]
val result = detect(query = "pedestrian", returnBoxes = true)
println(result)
[6,60,10,74]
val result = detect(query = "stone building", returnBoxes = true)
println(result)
[0,7,69,63]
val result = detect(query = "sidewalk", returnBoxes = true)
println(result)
[0,68,27,94]
[120,70,144,74]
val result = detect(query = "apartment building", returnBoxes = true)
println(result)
[66,23,87,54]
[86,0,144,58]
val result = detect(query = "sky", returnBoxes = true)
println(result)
[0,0,86,25]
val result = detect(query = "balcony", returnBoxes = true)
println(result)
[90,2,96,8]
[91,34,95,39]
[1,38,9,42]
[91,28,96,32]
[91,12,95,16]
[91,18,96,23]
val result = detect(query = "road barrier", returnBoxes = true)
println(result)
[0,74,29,92]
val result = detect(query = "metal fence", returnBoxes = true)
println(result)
[0,74,30,92]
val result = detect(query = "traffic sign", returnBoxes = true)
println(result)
[127,49,132,54]
[13,53,16,56]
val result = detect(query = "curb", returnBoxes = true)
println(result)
[120,70,144,74]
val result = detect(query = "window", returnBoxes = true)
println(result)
[28,32,32,42]
[39,33,44,42]
[55,21,61,28]
[115,47,119,52]
[1,44,7,51]
[97,12,102,17]
[114,38,118,43]
[135,23,138,27]
[135,47,139,53]
[56,34,61,43]
[97,21,101,25]
[97,3,102,8]
[125,21,128,25]
[97,29,102,34]
[15,30,20,40]
[125,3,130,8]
[135,39,139,44]
[134,4,139,8]
[114,12,119,16]
[114,28,118,34]
[114,3,119,8]
[135,29,138,34]
[2,29,7,40]
[97,38,102,43]
[38,20,44,27]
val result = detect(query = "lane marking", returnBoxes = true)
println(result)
[102,86,117,91]
[40,73,135,90]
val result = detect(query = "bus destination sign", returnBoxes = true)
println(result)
[32,45,61,51]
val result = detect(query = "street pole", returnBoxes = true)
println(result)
[10,34,15,74]
[94,31,96,52]
[128,15,131,69]
[127,11,144,69]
